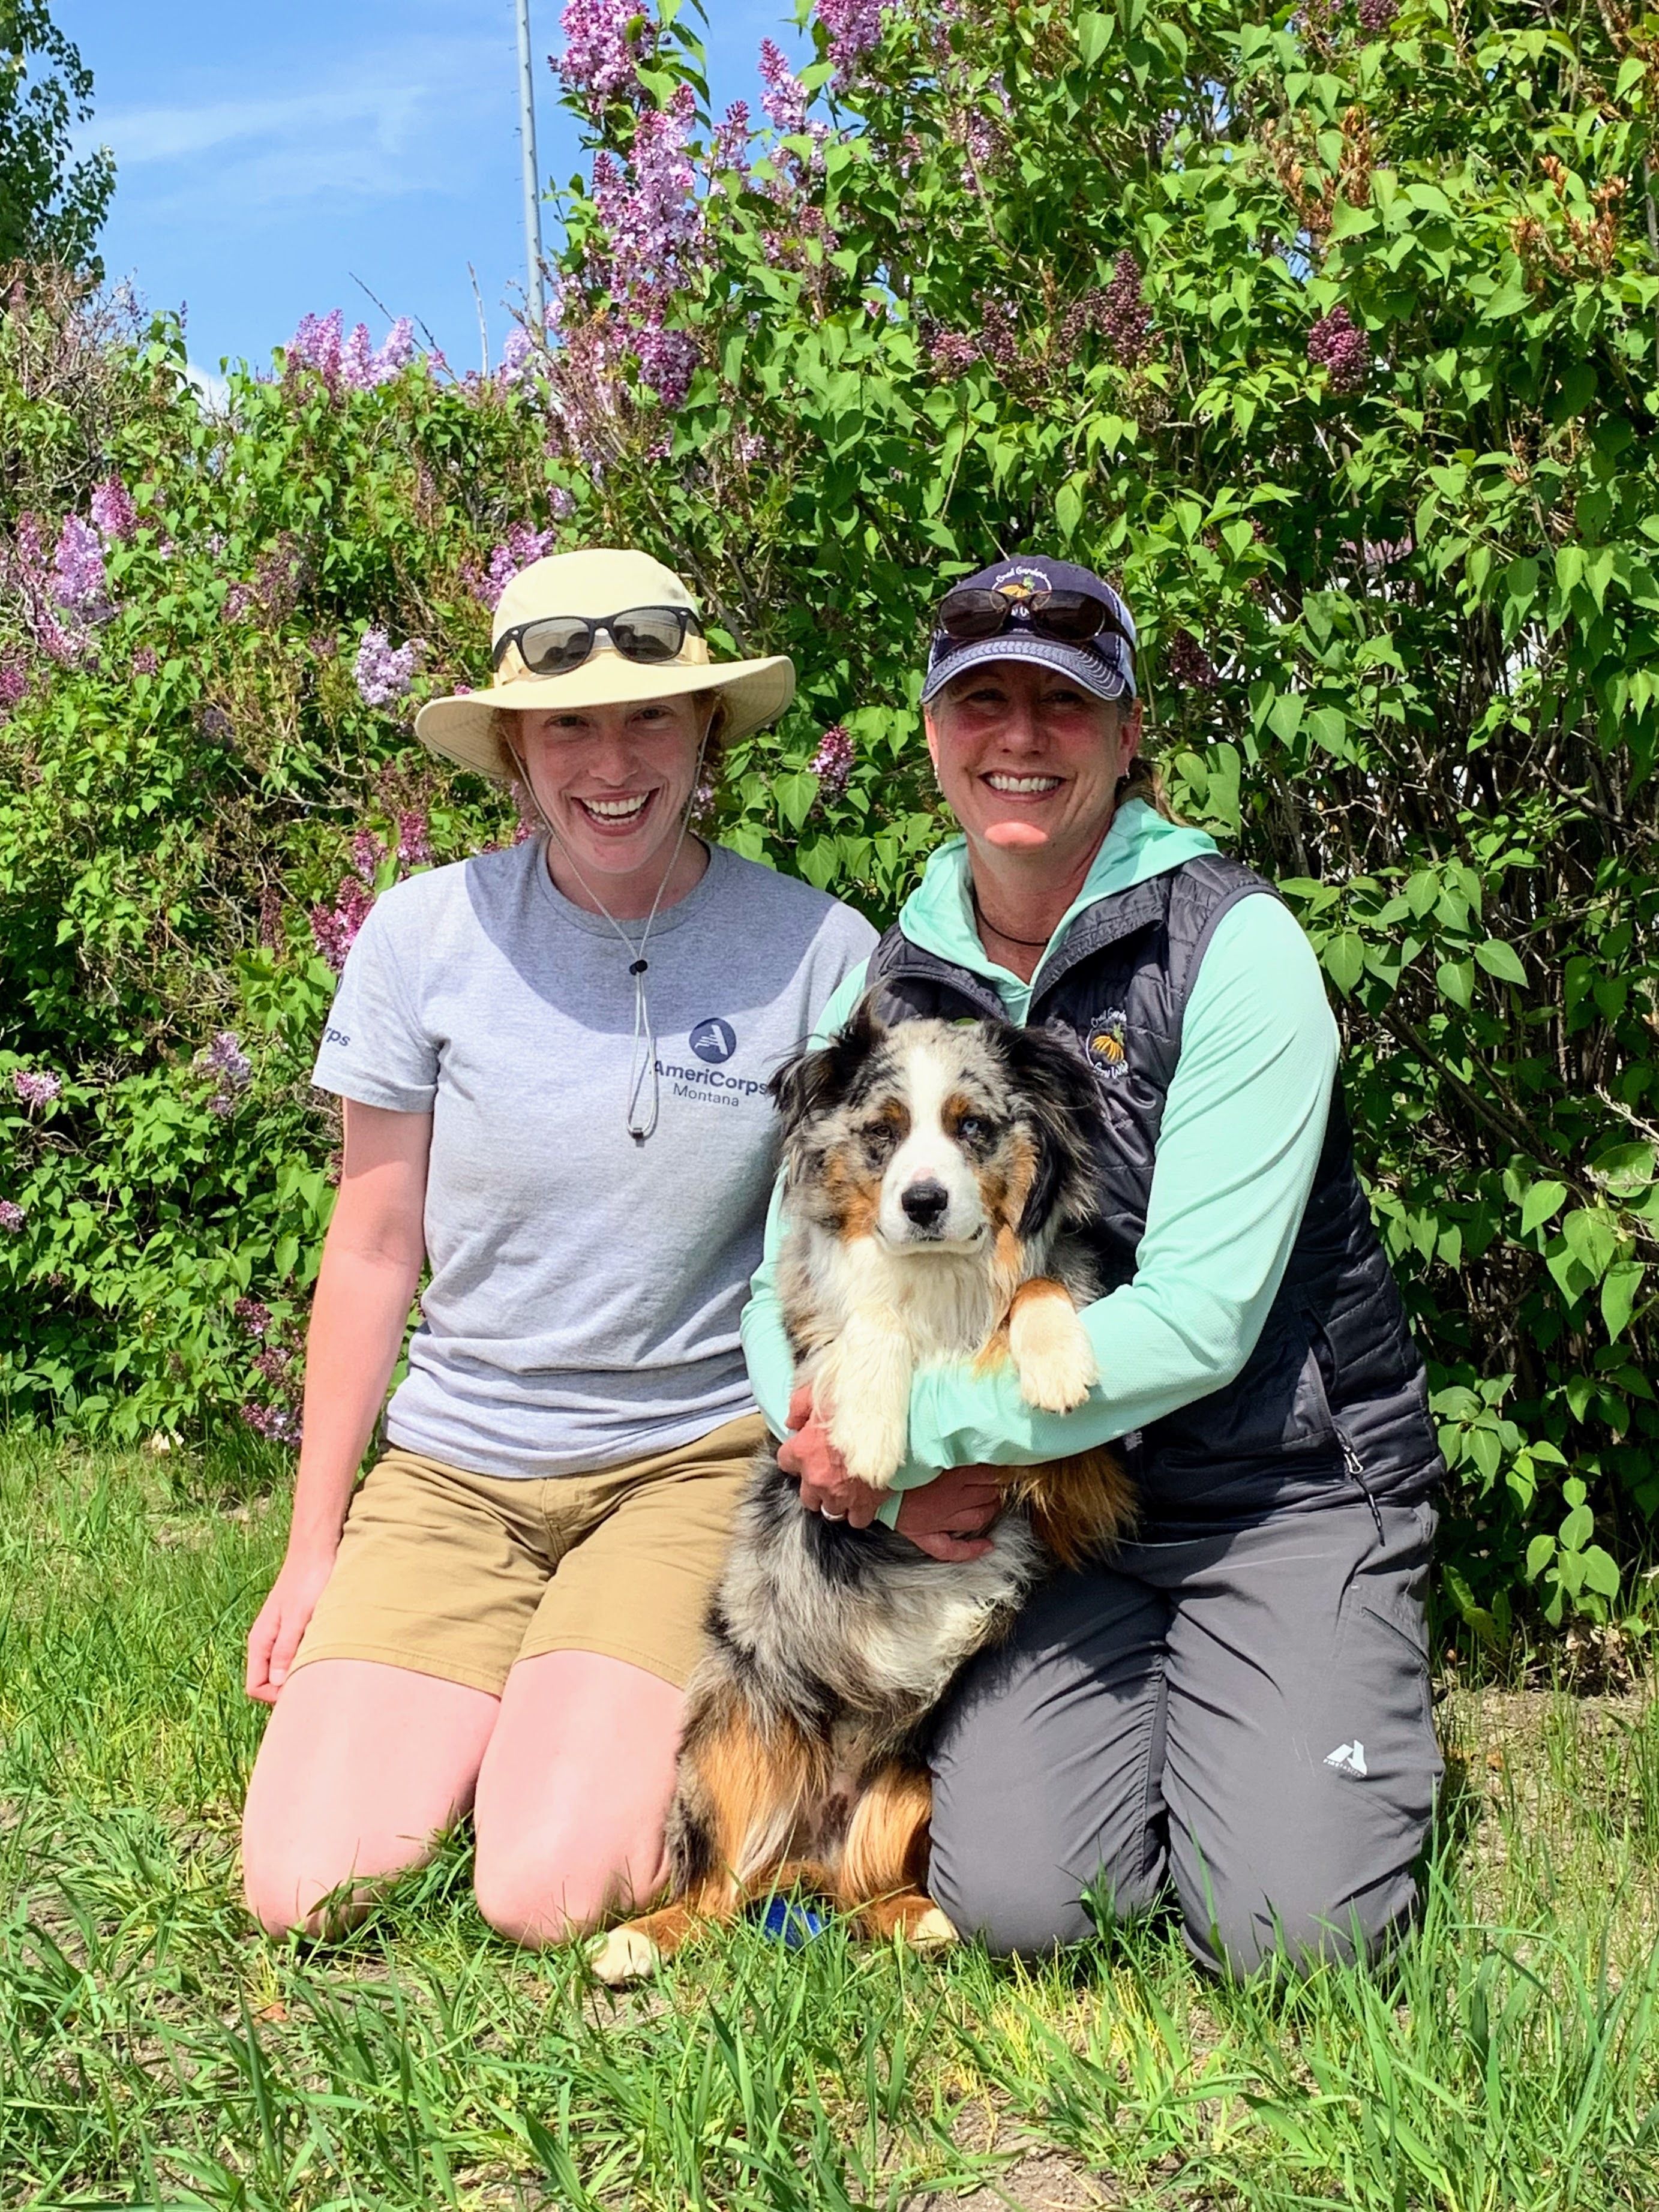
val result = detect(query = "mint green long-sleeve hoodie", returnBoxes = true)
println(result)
[739,801,1339,1505]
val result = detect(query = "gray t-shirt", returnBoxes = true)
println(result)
[313,838,875,1477]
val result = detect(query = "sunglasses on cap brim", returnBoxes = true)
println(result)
[934,585,1135,654]
[493,605,704,678]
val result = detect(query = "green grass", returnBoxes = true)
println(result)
[2,1436,1657,2210]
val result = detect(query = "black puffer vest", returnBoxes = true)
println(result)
[868,854,1444,1521]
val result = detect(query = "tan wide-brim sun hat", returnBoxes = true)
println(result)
[415,547,794,779]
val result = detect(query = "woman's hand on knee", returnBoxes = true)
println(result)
[245,1547,337,1704]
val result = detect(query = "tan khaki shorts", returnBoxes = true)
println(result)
[292,1412,766,1697]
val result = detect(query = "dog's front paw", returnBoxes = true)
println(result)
[827,1400,905,1490]
[1009,1287,1099,1413]
[588,1925,662,1986]
[906,1905,960,1952]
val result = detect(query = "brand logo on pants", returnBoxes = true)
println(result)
[1324,1740,1368,1776]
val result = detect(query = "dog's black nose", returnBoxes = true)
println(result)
[901,1178,949,1227]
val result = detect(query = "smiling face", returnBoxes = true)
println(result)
[922,660,1142,868]
[506,692,712,904]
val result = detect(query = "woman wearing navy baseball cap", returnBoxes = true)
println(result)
[746,554,1443,1976]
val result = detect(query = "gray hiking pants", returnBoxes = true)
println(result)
[928,1496,1441,1976]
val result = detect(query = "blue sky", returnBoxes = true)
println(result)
[58,0,812,385]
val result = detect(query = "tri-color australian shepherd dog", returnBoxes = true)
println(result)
[592,1004,1135,1983]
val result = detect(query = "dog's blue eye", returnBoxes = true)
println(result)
[958,1116,986,1140]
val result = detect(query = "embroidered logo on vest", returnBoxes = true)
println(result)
[1085,1009,1129,1078]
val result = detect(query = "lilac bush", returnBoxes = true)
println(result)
[809,724,854,797]
[285,310,418,395]
[473,523,559,610]
[89,476,137,542]
[0,1200,25,1233]
[1307,304,1371,393]
[1100,251,1156,368]
[556,0,655,110]
[817,0,887,85]
[310,876,376,973]
[353,629,425,707]
[758,38,810,136]
[50,514,111,619]
[13,1070,61,1108]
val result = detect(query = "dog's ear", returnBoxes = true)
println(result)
[767,992,885,1144]
[992,1023,1100,1239]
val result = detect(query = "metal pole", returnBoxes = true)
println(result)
[515,0,546,329]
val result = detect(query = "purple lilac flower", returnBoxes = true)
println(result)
[497,328,535,387]
[1307,304,1370,394]
[712,100,752,181]
[199,704,234,744]
[286,308,344,389]
[1100,251,1155,367]
[350,829,387,883]
[311,877,376,971]
[634,325,698,406]
[1165,629,1219,691]
[758,38,810,134]
[233,1296,272,1337]
[2,514,86,660]
[131,646,158,677]
[353,629,425,707]
[0,659,27,711]
[474,523,558,610]
[816,0,886,84]
[90,478,137,542]
[13,1070,61,1108]
[253,1344,292,1385]
[977,297,1021,374]
[202,1031,253,1089]
[0,1199,25,1232]
[241,1400,301,1443]
[1357,0,1398,32]
[929,329,980,379]
[223,581,253,621]
[397,811,433,867]
[809,724,854,797]
[593,88,700,272]
[548,486,575,520]
[556,0,655,109]
[340,316,417,391]
[252,537,305,618]
[51,515,111,616]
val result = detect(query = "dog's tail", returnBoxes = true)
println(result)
[1004,1446,1136,1570]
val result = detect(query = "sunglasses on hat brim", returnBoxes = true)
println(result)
[933,585,1135,655]
[493,605,704,678]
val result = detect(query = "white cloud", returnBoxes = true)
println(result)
[80,33,514,217]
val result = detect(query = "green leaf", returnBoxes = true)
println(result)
[1436,959,1474,1008]
[1075,10,1114,65]
[1525,1532,1557,1580]
[1580,1545,1621,1599]
[1323,932,1366,997]
[1520,1180,1568,1236]
[1055,479,1084,541]
[1561,1206,1618,1281]
[1601,1260,1645,1342]
[1473,938,1526,985]
[1559,1501,1594,1552]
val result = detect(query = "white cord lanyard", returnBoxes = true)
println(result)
[511,726,711,1145]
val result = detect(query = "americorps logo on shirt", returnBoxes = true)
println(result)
[689,1017,737,1064]
[657,1018,766,1110]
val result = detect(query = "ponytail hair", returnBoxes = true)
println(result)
[1117,747,1175,821]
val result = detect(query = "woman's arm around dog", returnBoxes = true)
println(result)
[244,1101,431,1703]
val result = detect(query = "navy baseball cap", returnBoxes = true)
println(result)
[922,554,1138,706]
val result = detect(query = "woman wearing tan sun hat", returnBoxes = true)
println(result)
[241,547,874,1947]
